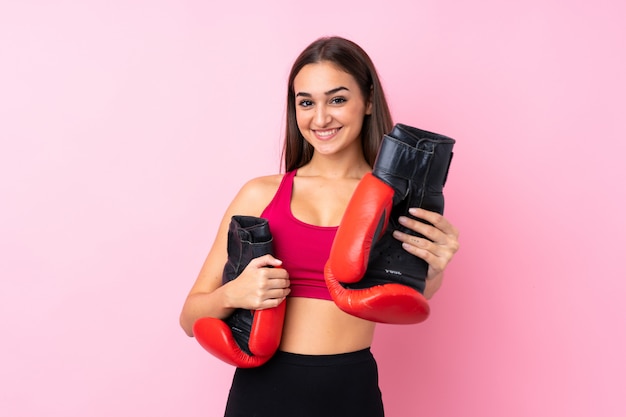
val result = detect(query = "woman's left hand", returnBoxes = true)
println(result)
[392,207,460,282]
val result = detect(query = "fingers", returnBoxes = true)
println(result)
[257,287,291,309]
[399,208,459,246]
[392,229,454,279]
[393,230,448,259]
[248,254,284,269]
[234,256,291,309]
[393,208,460,278]
[258,268,291,301]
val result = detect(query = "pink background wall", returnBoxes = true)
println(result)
[2,1,625,416]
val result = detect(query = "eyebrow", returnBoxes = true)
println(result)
[295,86,350,97]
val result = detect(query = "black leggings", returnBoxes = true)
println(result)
[224,348,385,417]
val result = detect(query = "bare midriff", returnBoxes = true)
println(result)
[278,297,376,354]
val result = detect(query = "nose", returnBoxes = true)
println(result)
[314,104,331,127]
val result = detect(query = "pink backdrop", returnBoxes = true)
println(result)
[2,1,625,416]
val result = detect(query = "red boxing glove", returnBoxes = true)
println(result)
[193,298,285,368]
[193,216,285,367]
[324,174,430,324]
[325,124,455,324]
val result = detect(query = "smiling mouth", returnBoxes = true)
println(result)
[314,128,340,139]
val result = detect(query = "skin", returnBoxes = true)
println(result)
[179,61,460,354]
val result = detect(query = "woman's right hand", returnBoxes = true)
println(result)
[223,254,290,310]
[180,174,287,336]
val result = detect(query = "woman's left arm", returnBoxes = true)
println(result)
[392,207,460,299]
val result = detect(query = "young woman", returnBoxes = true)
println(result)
[180,36,460,417]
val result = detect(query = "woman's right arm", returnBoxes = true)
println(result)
[179,176,290,337]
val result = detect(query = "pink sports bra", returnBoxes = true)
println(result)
[260,170,336,301]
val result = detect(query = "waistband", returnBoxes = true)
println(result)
[270,348,374,367]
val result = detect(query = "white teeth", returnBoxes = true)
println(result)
[316,129,338,137]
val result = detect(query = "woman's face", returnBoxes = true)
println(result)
[293,61,372,157]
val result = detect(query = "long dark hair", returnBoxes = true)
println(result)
[282,36,393,172]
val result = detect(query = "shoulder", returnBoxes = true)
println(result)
[228,173,285,216]
[240,173,285,198]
